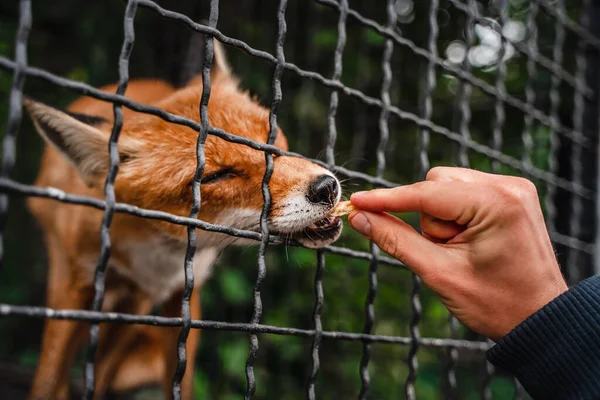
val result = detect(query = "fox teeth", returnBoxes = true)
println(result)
[308,217,334,230]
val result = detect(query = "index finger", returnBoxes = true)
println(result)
[350,181,485,223]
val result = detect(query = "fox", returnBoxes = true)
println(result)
[23,37,343,400]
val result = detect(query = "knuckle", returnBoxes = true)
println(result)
[495,184,520,204]
[407,180,435,202]
[515,177,538,198]
[496,177,538,202]
[497,183,519,201]
[426,166,447,181]
[493,184,529,217]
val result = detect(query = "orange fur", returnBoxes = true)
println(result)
[26,47,341,399]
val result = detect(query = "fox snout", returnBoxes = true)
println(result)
[294,173,343,248]
[268,168,343,249]
[201,156,343,249]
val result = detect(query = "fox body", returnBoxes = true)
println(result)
[25,41,342,399]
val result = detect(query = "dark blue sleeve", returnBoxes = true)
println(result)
[486,275,600,400]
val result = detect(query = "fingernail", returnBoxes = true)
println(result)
[350,212,371,238]
[350,191,367,201]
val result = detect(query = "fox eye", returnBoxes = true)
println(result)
[200,168,239,184]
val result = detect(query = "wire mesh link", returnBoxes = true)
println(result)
[447,1,477,395]
[565,0,592,285]
[358,0,395,397]
[315,0,596,151]
[1,0,599,398]
[514,379,526,400]
[23,0,595,194]
[244,1,287,398]
[456,0,475,168]
[1,175,592,263]
[0,54,593,199]
[83,2,137,397]
[490,3,508,175]
[324,0,346,168]
[0,71,390,192]
[406,274,422,400]
[0,178,414,272]
[309,0,347,398]
[538,0,600,51]
[307,251,325,400]
[481,340,494,400]
[374,0,395,181]
[0,0,30,273]
[0,302,491,350]
[445,0,592,100]
[482,2,510,396]
[512,1,556,400]
[406,0,439,398]
[1,3,595,192]
[170,1,218,398]
[521,1,539,180]
[545,0,566,276]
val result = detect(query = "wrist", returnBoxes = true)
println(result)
[494,279,568,342]
[487,276,600,399]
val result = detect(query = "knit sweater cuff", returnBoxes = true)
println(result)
[487,275,600,400]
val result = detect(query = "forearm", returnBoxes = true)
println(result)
[487,275,600,400]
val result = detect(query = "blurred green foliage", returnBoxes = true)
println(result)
[0,0,591,398]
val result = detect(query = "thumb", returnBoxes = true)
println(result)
[348,211,450,277]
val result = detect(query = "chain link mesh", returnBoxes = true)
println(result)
[1,0,599,398]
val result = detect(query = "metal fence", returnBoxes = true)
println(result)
[0,0,599,399]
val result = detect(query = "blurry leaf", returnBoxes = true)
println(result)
[428,300,449,319]
[491,377,528,399]
[363,29,385,46]
[218,339,248,380]
[415,366,442,399]
[312,29,337,49]
[19,348,39,367]
[66,66,89,83]
[218,268,251,305]
[288,247,315,267]
[194,370,210,399]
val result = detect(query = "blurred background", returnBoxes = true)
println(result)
[0,0,598,399]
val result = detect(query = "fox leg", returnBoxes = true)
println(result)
[161,286,202,400]
[93,292,153,397]
[29,283,92,400]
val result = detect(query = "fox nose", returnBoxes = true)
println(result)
[307,175,339,206]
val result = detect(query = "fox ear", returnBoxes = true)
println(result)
[179,29,232,87]
[212,38,231,76]
[24,98,139,187]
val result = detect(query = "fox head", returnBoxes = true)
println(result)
[24,39,343,249]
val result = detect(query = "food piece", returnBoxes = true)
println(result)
[331,200,355,217]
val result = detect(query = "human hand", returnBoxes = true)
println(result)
[348,167,567,341]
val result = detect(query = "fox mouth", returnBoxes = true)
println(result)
[304,216,342,235]
[275,215,343,249]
